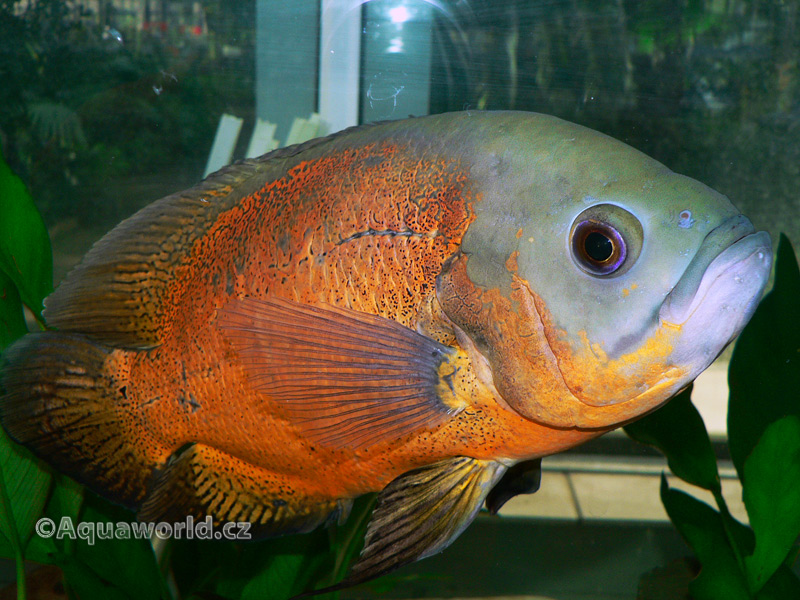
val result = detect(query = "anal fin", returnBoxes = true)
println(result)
[216,296,465,449]
[139,443,350,538]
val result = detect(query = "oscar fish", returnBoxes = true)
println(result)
[0,111,771,587]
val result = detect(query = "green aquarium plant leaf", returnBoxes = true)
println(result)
[0,271,28,360]
[0,425,52,600]
[755,563,800,600]
[27,491,170,600]
[0,270,27,352]
[0,150,53,319]
[659,476,750,600]
[22,527,60,565]
[171,531,330,600]
[0,529,13,559]
[624,386,720,492]
[325,493,375,587]
[741,416,800,594]
[0,425,51,551]
[728,234,800,480]
[240,549,327,600]
[69,493,169,600]
[47,473,85,525]
[59,558,141,600]
[169,495,377,600]
[0,151,56,599]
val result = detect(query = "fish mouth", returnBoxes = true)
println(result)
[658,218,771,373]
[558,223,771,423]
[659,215,771,328]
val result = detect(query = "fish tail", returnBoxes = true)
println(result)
[0,332,156,508]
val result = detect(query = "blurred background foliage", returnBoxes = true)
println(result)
[0,0,254,230]
[429,0,799,247]
[0,0,797,277]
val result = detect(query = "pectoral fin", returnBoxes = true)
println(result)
[217,296,465,449]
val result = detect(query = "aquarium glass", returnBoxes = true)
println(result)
[1,1,799,598]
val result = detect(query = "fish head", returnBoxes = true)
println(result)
[437,112,772,429]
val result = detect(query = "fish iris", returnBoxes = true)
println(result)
[569,204,643,277]
[571,220,627,275]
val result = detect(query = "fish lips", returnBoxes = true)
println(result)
[659,218,772,368]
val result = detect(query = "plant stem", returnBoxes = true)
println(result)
[714,489,748,582]
[15,549,25,600]
[331,500,373,584]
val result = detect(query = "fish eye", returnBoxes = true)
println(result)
[572,222,626,274]
[569,205,643,277]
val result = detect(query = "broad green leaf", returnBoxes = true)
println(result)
[168,537,232,598]
[240,551,324,600]
[22,494,168,599]
[659,476,750,600]
[47,473,84,524]
[742,416,800,594]
[171,531,330,600]
[0,424,51,549]
[729,234,800,479]
[60,557,138,600]
[0,150,53,317]
[69,493,166,600]
[15,478,85,566]
[624,386,720,491]
[756,564,800,600]
[171,496,376,599]
[325,494,375,582]
[23,529,60,564]
[0,269,27,351]
[0,529,13,559]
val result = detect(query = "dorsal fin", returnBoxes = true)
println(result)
[42,120,402,349]
[44,165,254,348]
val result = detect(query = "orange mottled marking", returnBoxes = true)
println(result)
[505,250,520,273]
[532,285,686,412]
[123,140,485,499]
[166,144,474,327]
[438,251,687,431]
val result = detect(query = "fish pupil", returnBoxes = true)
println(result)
[584,231,614,263]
